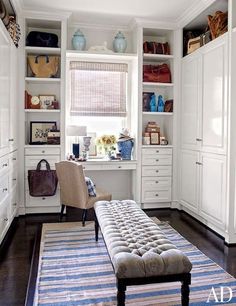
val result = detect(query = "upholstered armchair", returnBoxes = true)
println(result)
[55,161,111,225]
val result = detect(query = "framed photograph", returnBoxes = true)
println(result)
[30,121,57,144]
[39,95,55,109]
[150,132,160,145]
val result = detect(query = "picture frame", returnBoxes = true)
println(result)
[30,121,57,144]
[150,132,160,145]
[39,95,55,109]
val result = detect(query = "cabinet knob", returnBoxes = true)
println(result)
[155,181,159,184]
[2,163,8,167]
[156,150,159,153]
[42,150,45,153]
[196,162,203,165]
[156,159,159,162]
[9,138,14,142]
[42,197,46,200]
[12,158,17,161]
[2,188,7,192]
[13,178,17,181]
[155,194,159,197]
[196,138,202,142]
[156,170,159,173]
[4,218,8,222]
[13,203,17,206]
[118,166,122,169]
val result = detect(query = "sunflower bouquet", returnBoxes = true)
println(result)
[96,135,117,157]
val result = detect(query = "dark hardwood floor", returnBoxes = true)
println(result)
[0,209,236,306]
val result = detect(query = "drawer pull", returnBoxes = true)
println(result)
[9,138,14,142]
[42,197,46,200]
[156,159,159,162]
[196,162,203,165]
[156,170,159,173]
[155,194,159,197]
[12,158,17,161]
[156,150,159,153]
[155,181,159,184]
[4,218,8,222]
[196,138,202,142]
[2,188,8,192]
[13,203,17,206]
[41,150,45,153]
[118,166,122,169]
[83,166,85,169]
[2,163,8,167]
[13,178,17,181]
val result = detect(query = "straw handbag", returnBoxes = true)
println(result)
[28,55,60,78]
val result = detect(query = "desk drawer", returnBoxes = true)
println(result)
[142,189,171,203]
[82,162,136,171]
[25,147,60,156]
[142,177,171,191]
[142,148,172,156]
[142,154,172,166]
[142,166,172,177]
[25,189,60,207]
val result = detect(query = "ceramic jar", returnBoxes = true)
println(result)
[113,31,127,53]
[72,29,86,51]
[118,139,133,160]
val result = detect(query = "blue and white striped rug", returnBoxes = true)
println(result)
[34,220,236,305]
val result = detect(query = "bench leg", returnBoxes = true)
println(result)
[181,280,190,306]
[95,214,99,241]
[117,280,126,306]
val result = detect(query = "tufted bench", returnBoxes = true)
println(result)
[94,200,192,306]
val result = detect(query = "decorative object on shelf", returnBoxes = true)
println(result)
[157,95,164,112]
[150,132,160,145]
[67,125,87,158]
[144,122,160,145]
[143,64,171,83]
[96,135,117,159]
[142,92,154,112]
[143,41,170,55]
[143,132,150,145]
[52,100,60,109]
[150,94,157,112]
[81,132,97,156]
[117,129,133,160]
[39,95,56,109]
[72,29,86,51]
[47,130,60,145]
[28,159,58,197]
[27,55,60,78]
[83,136,92,160]
[30,95,40,109]
[160,136,168,145]
[26,31,58,47]
[183,30,203,56]
[164,99,173,112]
[208,11,228,40]
[30,121,57,145]
[113,31,127,53]
[88,41,113,53]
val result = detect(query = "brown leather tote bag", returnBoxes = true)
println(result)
[28,159,58,197]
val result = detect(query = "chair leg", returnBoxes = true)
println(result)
[59,204,65,221]
[82,209,87,226]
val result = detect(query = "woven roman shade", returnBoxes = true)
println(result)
[70,61,128,117]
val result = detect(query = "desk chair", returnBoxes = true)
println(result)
[55,161,112,225]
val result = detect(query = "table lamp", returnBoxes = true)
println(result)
[67,125,87,158]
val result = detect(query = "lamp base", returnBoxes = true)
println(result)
[72,143,80,158]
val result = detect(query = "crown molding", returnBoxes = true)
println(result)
[22,9,71,21]
[133,18,177,30]
[176,0,216,28]
[68,21,130,32]
[11,0,23,16]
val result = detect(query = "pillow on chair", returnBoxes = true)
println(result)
[85,177,96,197]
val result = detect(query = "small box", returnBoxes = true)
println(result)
[47,130,60,145]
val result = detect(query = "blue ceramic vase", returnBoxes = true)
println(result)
[118,140,133,160]
[113,31,127,53]
[72,29,86,51]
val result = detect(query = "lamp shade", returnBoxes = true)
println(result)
[67,125,87,136]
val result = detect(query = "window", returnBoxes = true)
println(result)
[70,61,128,117]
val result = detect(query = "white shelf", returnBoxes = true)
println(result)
[25,109,60,113]
[143,82,173,87]
[25,77,61,83]
[143,53,174,61]
[142,112,173,115]
[142,145,173,148]
[25,46,61,54]
[66,50,137,61]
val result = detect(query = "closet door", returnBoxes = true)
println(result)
[201,36,227,154]
[181,53,202,151]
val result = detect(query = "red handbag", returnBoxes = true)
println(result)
[143,64,171,83]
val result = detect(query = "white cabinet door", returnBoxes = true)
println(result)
[199,152,226,229]
[201,37,227,154]
[0,22,10,157]
[181,54,201,150]
[180,150,199,213]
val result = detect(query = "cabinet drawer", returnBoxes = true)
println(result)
[142,166,172,177]
[0,173,9,204]
[0,155,9,176]
[25,147,60,156]
[142,154,172,166]
[142,189,171,203]
[142,177,171,191]
[142,148,172,156]
[25,190,60,207]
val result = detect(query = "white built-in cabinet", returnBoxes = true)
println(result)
[180,34,227,234]
[0,20,19,245]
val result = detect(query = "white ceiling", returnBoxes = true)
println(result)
[21,0,200,26]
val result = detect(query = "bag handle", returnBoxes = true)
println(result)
[36,159,51,171]
[35,55,49,64]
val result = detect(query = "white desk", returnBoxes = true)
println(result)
[81,160,137,201]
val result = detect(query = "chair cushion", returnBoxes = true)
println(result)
[87,188,112,208]
[95,200,192,279]
[85,177,96,196]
